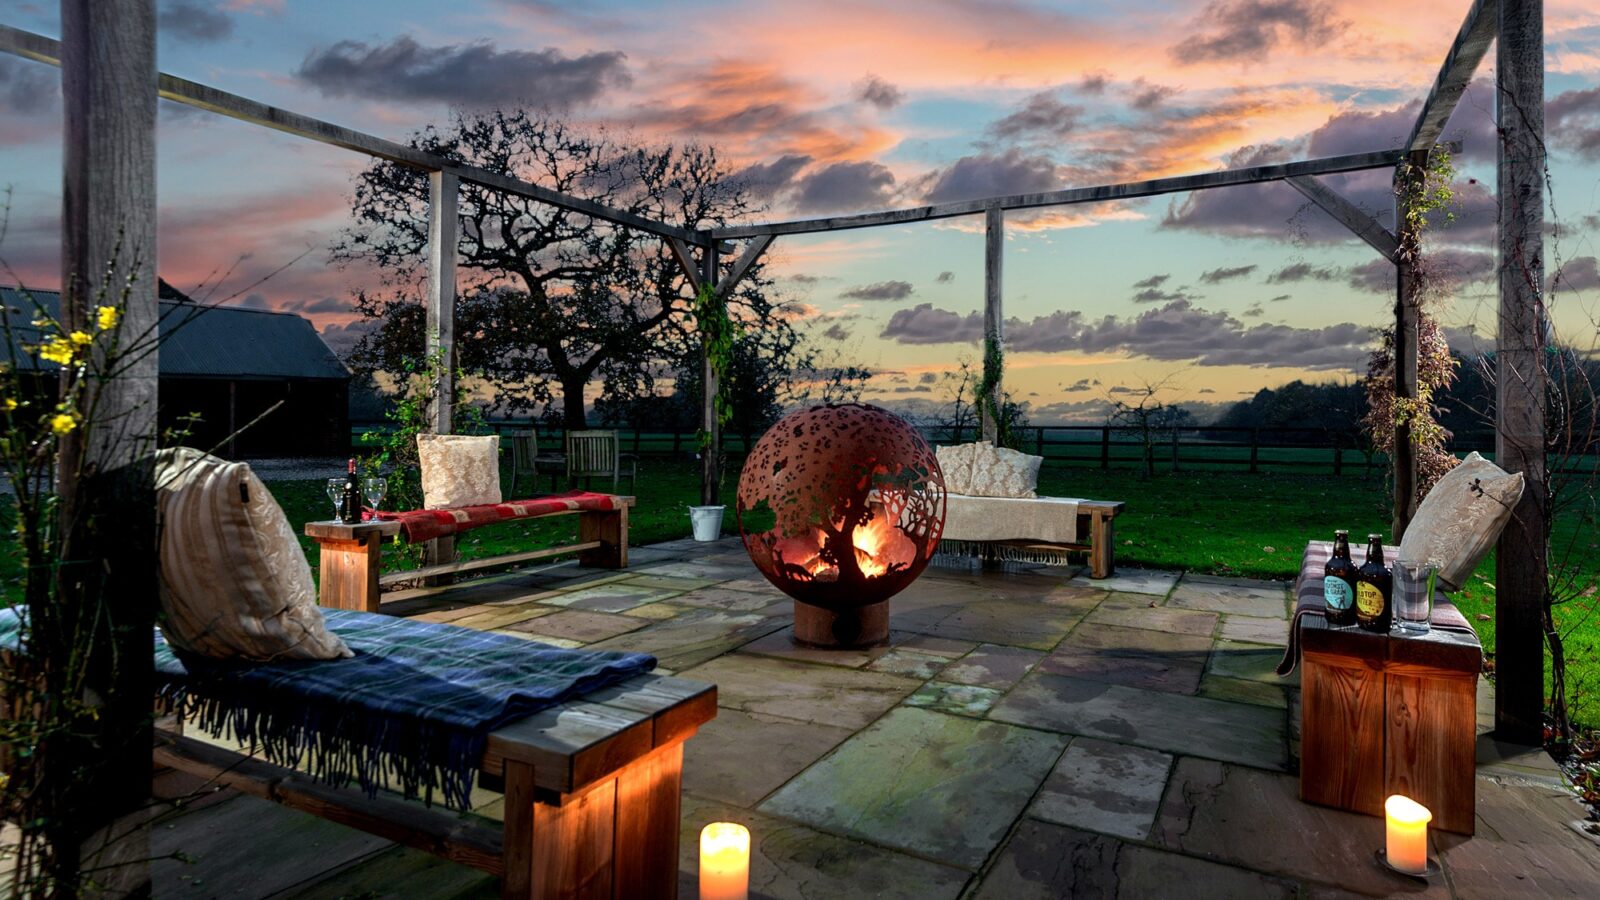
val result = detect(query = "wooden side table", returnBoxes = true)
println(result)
[304,519,401,612]
[1294,543,1482,835]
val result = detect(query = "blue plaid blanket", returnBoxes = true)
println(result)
[0,607,655,810]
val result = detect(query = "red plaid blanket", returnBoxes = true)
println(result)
[374,491,623,544]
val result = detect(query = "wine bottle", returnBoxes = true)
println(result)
[1354,533,1392,632]
[1322,530,1358,627]
[341,458,361,524]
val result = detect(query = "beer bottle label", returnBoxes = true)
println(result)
[1323,577,1353,611]
[1356,582,1385,617]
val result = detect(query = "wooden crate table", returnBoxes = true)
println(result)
[1291,540,1482,835]
[155,671,716,899]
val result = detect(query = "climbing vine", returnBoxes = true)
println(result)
[976,335,1013,448]
[693,282,740,450]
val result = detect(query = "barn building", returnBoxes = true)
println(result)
[3,286,350,457]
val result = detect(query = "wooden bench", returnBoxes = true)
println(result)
[307,495,634,613]
[942,496,1125,578]
[154,671,715,898]
[1292,540,1481,834]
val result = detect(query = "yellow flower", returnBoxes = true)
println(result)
[49,413,77,435]
[68,330,93,347]
[35,338,75,365]
[2,398,16,412]
[97,305,120,331]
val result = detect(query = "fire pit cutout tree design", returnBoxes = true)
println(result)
[737,404,945,647]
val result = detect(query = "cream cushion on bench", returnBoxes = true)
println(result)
[1398,451,1524,591]
[156,447,351,661]
[417,433,501,508]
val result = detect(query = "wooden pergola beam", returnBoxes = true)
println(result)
[1406,0,1498,153]
[0,24,707,248]
[666,238,703,293]
[1284,175,1399,263]
[709,149,1407,239]
[714,234,774,298]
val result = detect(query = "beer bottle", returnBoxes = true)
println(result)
[1354,533,1392,632]
[1322,530,1358,627]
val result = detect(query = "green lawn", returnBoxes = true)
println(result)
[4,458,1597,728]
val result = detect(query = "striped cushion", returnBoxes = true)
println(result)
[156,448,351,661]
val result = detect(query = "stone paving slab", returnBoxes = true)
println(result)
[1168,578,1289,619]
[990,672,1289,771]
[586,607,784,671]
[1077,567,1180,596]
[736,626,968,669]
[1436,775,1600,897]
[1028,737,1173,840]
[681,653,921,729]
[1153,757,1450,897]
[903,681,1005,716]
[664,585,782,612]
[631,560,750,581]
[864,648,951,679]
[1218,612,1291,645]
[508,608,647,643]
[1037,646,1204,695]
[1207,638,1294,685]
[537,581,680,612]
[1084,592,1220,636]
[682,709,854,807]
[939,644,1044,689]
[973,820,1297,899]
[619,600,690,620]
[447,603,555,631]
[893,598,1084,650]
[1057,621,1213,662]
[760,707,1067,869]
[1197,673,1289,709]
[677,794,970,900]
[620,572,725,592]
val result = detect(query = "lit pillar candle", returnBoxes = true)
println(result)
[1385,794,1432,874]
[699,822,749,900]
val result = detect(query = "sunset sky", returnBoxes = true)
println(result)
[3,0,1600,421]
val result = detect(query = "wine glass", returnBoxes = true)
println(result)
[362,476,387,514]
[325,477,345,521]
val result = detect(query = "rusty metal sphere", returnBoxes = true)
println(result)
[736,404,945,624]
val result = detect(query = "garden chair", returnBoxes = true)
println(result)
[564,429,637,492]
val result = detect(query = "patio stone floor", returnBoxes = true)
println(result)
[152,537,1600,898]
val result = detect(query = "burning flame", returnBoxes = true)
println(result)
[794,505,905,581]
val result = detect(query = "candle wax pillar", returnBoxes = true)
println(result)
[1385,794,1431,875]
[700,822,750,900]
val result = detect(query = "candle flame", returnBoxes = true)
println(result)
[701,822,750,856]
[1384,794,1432,825]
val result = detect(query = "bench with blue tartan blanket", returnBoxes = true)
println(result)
[0,606,717,898]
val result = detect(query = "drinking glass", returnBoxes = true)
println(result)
[1393,559,1437,634]
[325,477,345,521]
[362,476,387,514]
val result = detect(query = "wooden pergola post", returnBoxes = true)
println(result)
[55,0,158,890]
[981,204,1004,444]
[1392,150,1428,539]
[424,169,458,570]
[1494,0,1548,745]
[699,242,721,506]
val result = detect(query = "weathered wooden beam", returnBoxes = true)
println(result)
[714,234,774,298]
[981,206,1004,444]
[425,170,459,435]
[56,0,158,891]
[1494,0,1547,746]
[699,244,722,507]
[1406,0,1499,153]
[0,24,706,247]
[710,149,1408,239]
[1285,175,1400,263]
[666,238,703,292]
[1391,153,1428,539]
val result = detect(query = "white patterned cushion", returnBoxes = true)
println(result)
[1398,451,1524,591]
[935,443,979,495]
[965,443,1043,499]
[156,448,351,661]
[417,434,501,509]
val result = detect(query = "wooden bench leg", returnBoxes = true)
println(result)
[313,532,384,612]
[1089,512,1116,579]
[578,506,628,569]
[502,741,684,900]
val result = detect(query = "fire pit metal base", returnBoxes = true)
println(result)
[792,599,890,648]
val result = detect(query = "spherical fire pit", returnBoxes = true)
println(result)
[736,403,945,647]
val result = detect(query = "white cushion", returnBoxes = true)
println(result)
[935,443,979,495]
[1398,451,1525,591]
[965,443,1043,499]
[417,434,501,508]
[156,448,351,662]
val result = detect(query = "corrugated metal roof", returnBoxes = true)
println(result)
[2,286,349,381]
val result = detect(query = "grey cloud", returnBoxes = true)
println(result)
[296,36,629,109]
[732,154,811,200]
[0,56,56,115]
[1133,287,1196,304]
[918,372,938,384]
[1267,262,1337,283]
[1242,303,1265,317]
[1169,0,1344,65]
[1007,311,1088,352]
[990,92,1085,140]
[1551,256,1600,293]
[1130,80,1179,110]
[879,303,984,344]
[1079,72,1110,94]
[921,150,1059,204]
[792,160,896,213]
[821,323,853,341]
[1549,86,1600,160]
[1133,274,1171,289]
[936,271,955,283]
[1269,293,1292,301]
[1030,398,1113,423]
[1064,378,1100,392]
[160,0,234,43]
[320,319,380,356]
[856,75,904,110]
[1200,264,1257,283]
[1347,249,1494,294]
[841,280,914,302]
